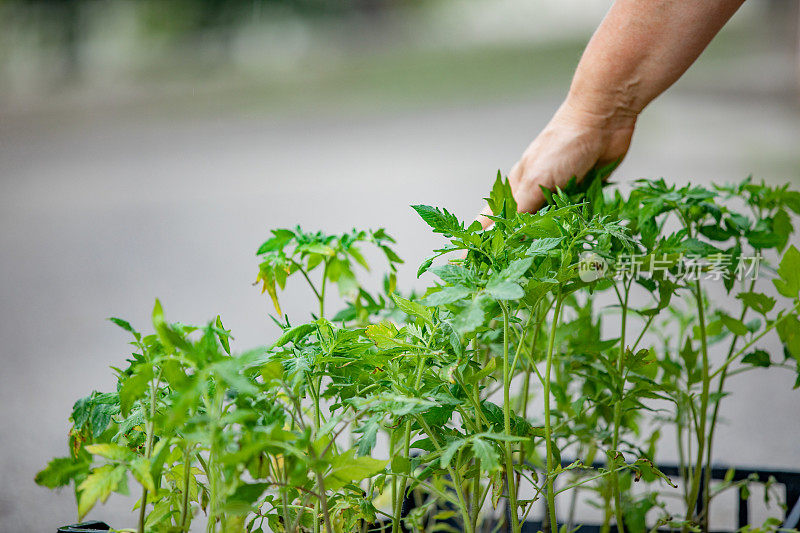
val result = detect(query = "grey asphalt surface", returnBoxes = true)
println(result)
[2,75,800,530]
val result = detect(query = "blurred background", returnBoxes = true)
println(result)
[1,0,799,531]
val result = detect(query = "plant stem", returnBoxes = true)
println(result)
[701,278,754,530]
[543,292,564,533]
[471,461,481,533]
[416,416,474,533]
[685,279,710,529]
[393,355,427,532]
[314,469,334,533]
[138,370,161,533]
[319,260,330,319]
[610,282,630,533]
[179,444,194,531]
[499,301,521,533]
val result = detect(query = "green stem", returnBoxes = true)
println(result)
[138,370,161,533]
[471,461,481,533]
[702,279,755,530]
[319,260,330,319]
[416,416,474,533]
[393,354,427,532]
[499,302,521,533]
[543,292,564,533]
[293,262,322,303]
[179,444,194,531]
[685,279,710,528]
[313,469,333,533]
[205,386,229,533]
[610,282,629,533]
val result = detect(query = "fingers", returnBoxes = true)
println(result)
[477,205,495,230]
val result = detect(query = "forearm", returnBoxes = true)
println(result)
[566,0,744,123]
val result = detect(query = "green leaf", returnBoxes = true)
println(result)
[422,286,471,306]
[130,457,156,493]
[471,437,500,472]
[225,483,270,514]
[773,209,793,251]
[108,318,140,340]
[440,438,465,469]
[144,500,175,529]
[296,242,335,256]
[747,231,784,249]
[77,464,128,519]
[327,450,387,490]
[119,365,153,417]
[486,172,517,220]
[364,322,406,349]
[527,237,563,256]
[719,314,749,337]
[737,292,776,316]
[485,278,524,300]
[491,470,503,508]
[742,350,771,368]
[498,257,534,281]
[682,238,722,256]
[417,256,434,278]
[256,229,294,254]
[774,245,800,299]
[452,295,489,333]
[273,323,316,348]
[431,264,477,287]
[411,205,464,237]
[215,316,231,355]
[151,299,187,353]
[355,416,381,457]
[35,457,90,489]
[466,357,498,385]
[84,443,130,462]
[699,224,733,241]
[391,293,433,327]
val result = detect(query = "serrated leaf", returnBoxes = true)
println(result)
[417,256,434,278]
[364,322,406,349]
[273,323,316,348]
[119,365,153,417]
[35,457,89,489]
[85,443,130,462]
[719,314,749,337]
[441,438,465,469]
[491,470,503,509]
[130,457,156,493]
[774,245,800,299]
[471,437,500,472]
[355,416,381,456]
[528,237,563,256]
[452,295,489,333]
[392,293,433,327]
[411,205,463,237]
[327,449,387,490]
[742,350,771,368]
[498,257,534,282]
[485,278,524,300]
[77,464,127,519]
[737,292,776,316]
[422,286,471,306]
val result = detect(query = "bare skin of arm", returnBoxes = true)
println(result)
[479,0,745,227]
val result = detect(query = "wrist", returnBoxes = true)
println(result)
[560,87,639,133]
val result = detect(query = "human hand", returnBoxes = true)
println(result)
[478,97,636,228]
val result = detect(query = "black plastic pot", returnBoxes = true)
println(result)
[57,521,111,532]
